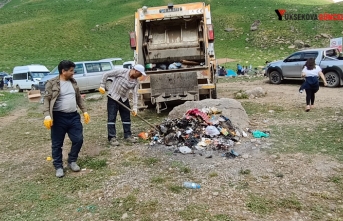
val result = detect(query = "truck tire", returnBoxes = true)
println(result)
[269,70,282,84]
[324,71,340,87]
[16,85,23,92]
[212,88,217,99]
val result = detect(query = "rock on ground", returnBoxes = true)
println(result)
[168,98,249,130]
[245,87,266,98]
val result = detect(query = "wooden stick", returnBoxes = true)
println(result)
[107,95,159,131]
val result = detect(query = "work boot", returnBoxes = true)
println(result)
[110,138,120,146]
[125,136,137,143]
[56,168,64,178]
[68,162,81,172]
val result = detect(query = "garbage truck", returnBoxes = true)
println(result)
[130,2,217,113]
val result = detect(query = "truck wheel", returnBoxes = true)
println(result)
[324,71,340,87]
[269,71,282,84]
[16,85,23,92]
[31,85,36,91]
[212,88,217,99]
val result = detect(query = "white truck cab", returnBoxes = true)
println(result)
[12,65,50,92]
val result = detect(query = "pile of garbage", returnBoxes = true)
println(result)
[139,107,269,155]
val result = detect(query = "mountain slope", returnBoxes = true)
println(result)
[0,0,342,72]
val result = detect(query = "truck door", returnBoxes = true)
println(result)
[302,51,319,69]
[23,72,32,89]
[73,63,88,91]
[85,62,112,90]
[281,52,304,78]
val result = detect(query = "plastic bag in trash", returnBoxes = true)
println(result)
[138,132,149,140]
[252,130,269,138]
[205,126,220,137]
[179,146,192,154]
[209,115,219,125]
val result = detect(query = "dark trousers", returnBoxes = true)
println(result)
[302,77,319,106]
[305,89,317,105]
[107,97,131,141]
[51,111,83,169]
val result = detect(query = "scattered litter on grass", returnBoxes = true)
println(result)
[138,107,269,159]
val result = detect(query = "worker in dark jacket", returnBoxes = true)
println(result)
[43,60,90,178]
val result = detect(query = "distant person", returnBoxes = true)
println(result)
[218,66,226,76]
[43,60,90,178]
[7,78,12,88]
[236,64,243,75]
[299,58,327,112]
[338,52,343,60]
[0,78,4,90]
[4,78,8,88]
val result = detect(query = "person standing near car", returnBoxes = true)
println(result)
[300,58,327,112]
[98,64,146,146]
[236,64,243,75]
[0,78,4,90]
[43,60,90,178]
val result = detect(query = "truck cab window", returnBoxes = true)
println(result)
[285,53,302,62]
[74,64,84,74]
[303,52,318,60]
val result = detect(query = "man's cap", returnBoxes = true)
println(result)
[133,64,146,76]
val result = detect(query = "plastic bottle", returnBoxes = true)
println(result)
[183,182,201,189]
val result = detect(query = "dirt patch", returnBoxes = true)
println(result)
[218,78,343,109]
[217,57,238,64]
[0,108,27,130]
[0,0,11,9]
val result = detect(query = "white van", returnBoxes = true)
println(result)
[13,65,50,92]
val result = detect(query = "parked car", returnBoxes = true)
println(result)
[12,65,50,91]
[38,58,123,93]
[123,61,135,69]
[0,72,9,78]
[266,47,343,87]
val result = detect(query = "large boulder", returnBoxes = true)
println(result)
[294,40,304,48]
[168,98,249,130]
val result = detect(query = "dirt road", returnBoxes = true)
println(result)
[1,77,343,220]
[218,77,343,109]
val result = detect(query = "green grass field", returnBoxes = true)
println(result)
[0,0,342,72]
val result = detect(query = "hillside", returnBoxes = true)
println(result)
[0,0,342,72]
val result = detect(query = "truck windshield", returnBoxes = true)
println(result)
[31,72,49,78]
[48,66,59,75]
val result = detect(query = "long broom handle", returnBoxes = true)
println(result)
[107,95,159,131]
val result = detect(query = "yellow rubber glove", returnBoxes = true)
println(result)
[44,116,53,129]
[131,108,137,116]
[83,112,90,124]
[99,87,105,94]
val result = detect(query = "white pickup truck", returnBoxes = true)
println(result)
[266,47,343,87]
